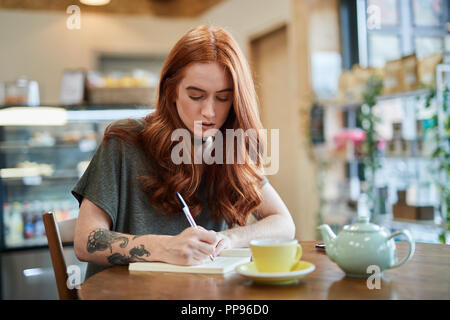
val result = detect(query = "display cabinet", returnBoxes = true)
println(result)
[315,66,449,244]
[0,105,153,251]
[0,105,153,299]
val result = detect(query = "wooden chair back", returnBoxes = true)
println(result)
[42,212,79,300]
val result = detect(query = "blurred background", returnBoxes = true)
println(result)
[0,0,448,299]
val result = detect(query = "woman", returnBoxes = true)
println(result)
[72,25,295,279]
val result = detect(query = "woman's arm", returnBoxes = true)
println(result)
[74,198,218,266]
[217,182,295,250]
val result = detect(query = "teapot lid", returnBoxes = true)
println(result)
[342,216,381,233]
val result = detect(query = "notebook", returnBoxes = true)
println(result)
[128,248,252,274]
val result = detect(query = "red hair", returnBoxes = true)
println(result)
[103,25,266,227]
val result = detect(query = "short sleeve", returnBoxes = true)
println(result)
[71,138,122,229]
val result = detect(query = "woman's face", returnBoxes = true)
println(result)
[175,62,233,138]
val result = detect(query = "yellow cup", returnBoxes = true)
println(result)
[250,239,302,273]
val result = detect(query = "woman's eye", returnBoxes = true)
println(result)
[216,96,229,102]
[189,95,230,102]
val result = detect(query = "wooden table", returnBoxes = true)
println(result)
[79,241,450,300]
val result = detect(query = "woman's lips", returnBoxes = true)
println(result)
[201,123,215,129]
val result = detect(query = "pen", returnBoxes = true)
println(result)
[176,192,215,261]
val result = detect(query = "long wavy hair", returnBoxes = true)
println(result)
[103,25,266,227]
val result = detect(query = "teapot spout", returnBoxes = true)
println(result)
[317,224,337,261]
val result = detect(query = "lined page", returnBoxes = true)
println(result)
[219,248,252,257]
[129,256,251,274]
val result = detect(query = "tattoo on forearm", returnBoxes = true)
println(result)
[129,244,151,261]
[107,253,131,265]
[86,229,129,253]
[106,245,151,265]
[86,229,151,265]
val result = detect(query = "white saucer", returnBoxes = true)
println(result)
[235,260,315,285]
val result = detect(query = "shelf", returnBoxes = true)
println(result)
[381,218,446,244]
[0,106,155,126]
[0,104,154,111]
[4,236,48,249]
[313,151,436,163]
[1,170,80,185]
[382,155,437,160]
[390,218,442,227]
[376,88,430,102]
[0,141,96,152]
[1,239,74,252]
[321,88,430,110]
[66,108,153,122]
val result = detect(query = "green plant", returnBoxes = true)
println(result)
[315,158,330,240]
[423,85,450,243]
[359,74,384,218]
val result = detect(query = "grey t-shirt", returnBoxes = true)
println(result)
[72,118,268,279]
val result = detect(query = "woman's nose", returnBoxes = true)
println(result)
[201,99,215,119]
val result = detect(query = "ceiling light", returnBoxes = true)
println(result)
[0,107,67,126]
[79,0,111,6]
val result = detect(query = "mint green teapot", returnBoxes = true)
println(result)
[317,216,415,278]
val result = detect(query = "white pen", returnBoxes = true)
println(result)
[176,192,215,261]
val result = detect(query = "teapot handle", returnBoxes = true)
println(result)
[387,230,415,269]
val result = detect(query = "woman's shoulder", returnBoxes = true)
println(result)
[107,117,146,132]
[102,117,147,154]
[103,117,148,142]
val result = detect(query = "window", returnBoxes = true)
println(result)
[368,33,401,67]
[367,0,399,26]
[412,0,443,27]
[358,0,448,67]
[415,36,444,59]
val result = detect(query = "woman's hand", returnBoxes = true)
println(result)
[212,232,232,258]
[160,227,218,265]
